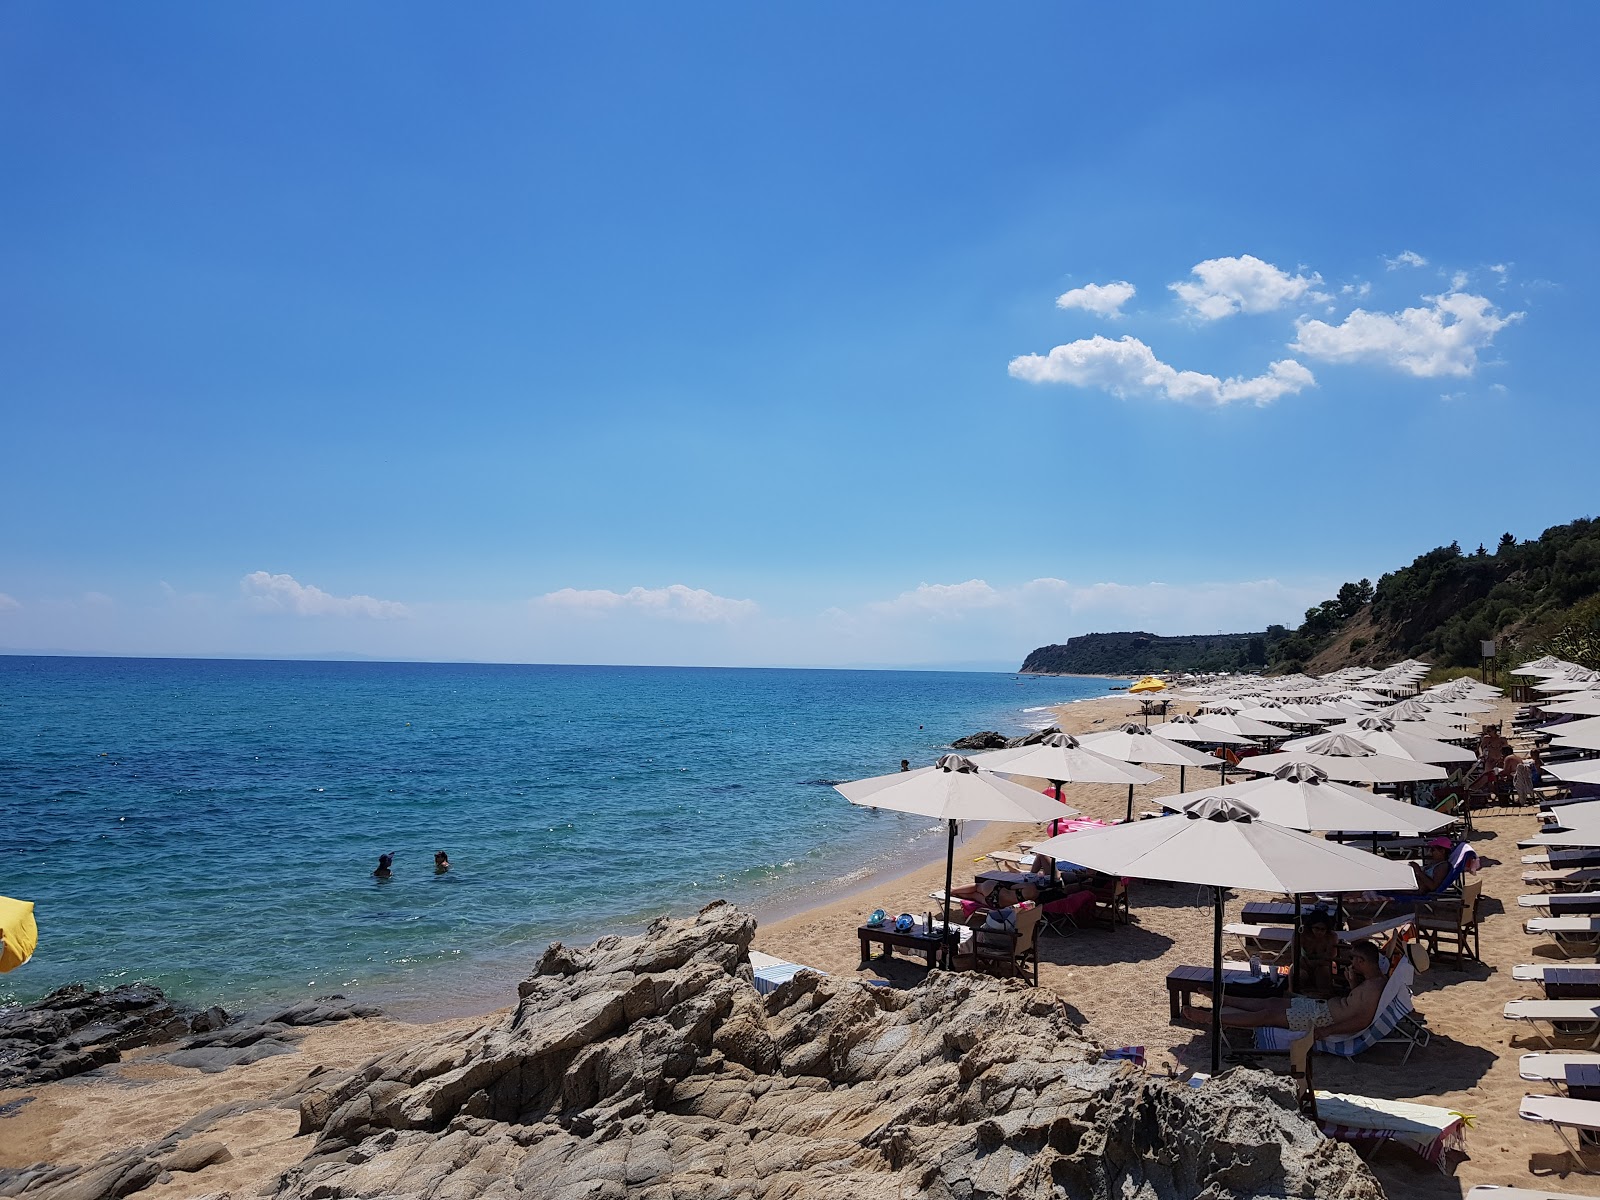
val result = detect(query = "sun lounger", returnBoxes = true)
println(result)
[1525,850,1600,867]
[1521,893,1600,913]
[1524,868,1600,891]
[1516,963,1600,987]
[1519,1052,1600,1090]
[1255,956,1428,1062]
[1526,916,1600,957]
[1224,912,1416,953]
[1520,1093,1600,1172]
[1467,1187,1600,1199]
[747,950,825,996]
[1505,1000,1600,1049]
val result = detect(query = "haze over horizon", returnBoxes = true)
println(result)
[4,6,1596,668]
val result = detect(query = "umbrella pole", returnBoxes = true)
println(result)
[1180,765,1186,794]
[1125,783,1135,823]
[1293,893,1302,989]
[1212,886,1226,1076]
[941,819,957,968]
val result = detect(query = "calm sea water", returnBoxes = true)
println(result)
[0,656,1115,1015]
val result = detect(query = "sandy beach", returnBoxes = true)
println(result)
[1,691,1586,1196]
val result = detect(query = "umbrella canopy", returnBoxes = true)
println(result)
[1541,694,1600,717]
[1426,698,1496,715]
[1150,763,1452,834]
[1148,714,1255,746]
[1541,716,1600,741]
[1193,711,1297,739]
[1029,795,1418,893]
[1548,759,1600,787]
[1324,715,1473,744]
[1129,676,1168,693]
[836,754,1076,822]
[1281,720,1474,765]
[969,733,1162,786]
[1514,656,1571,676]
[1234,704,1320,726]
[1553,729,1600,753]
[1242,734,1447,783]
[0,896,37,973]
[1078,724,1220,768]
[1535,671,1600,693]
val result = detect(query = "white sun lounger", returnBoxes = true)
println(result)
[1525,850,1600,867]
[1526,916,1600,958]
[1516,963,1600,983]
[1521,893,1600,913]
[1519,1051,1600,1090]
[1467,1186,1600,1199]
[1520,1093,1600,1172]
[1524,868,1600,891]
[1506,1000,1600,1049]
[1224,912,1416,951]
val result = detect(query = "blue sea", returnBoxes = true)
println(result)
[1,657,1117,1016]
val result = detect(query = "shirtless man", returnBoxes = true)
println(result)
[1184,940,1388,1035]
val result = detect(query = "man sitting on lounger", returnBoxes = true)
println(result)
[1184,940,1387,1035]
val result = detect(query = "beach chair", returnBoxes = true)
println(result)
[1224,912,1415,957]
[1089,875,1130,927]
[1523,867,1600,892]
[1253,952,1429,1063]
[1417,878,1483,966]
[972,904,1042,986]
[1519,1093,1600,1172]
[1504,1000,1600,1050]
[1521,892,1600,915]
[1466,1188,1600,1199]
[1526,916,1600,959]
[1525,850,1600,869]
[1519,1052,1600,1092]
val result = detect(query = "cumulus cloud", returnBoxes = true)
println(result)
[868,580,1005,618]
[1008,334,1314,407]
[1055,280,1136,318]
[1291,289,1523,378]
[1385,250,1428,269]
[1170,255,1324,320]
[0,593,19,613]
[539,584,758,623]
[241,571,410,619]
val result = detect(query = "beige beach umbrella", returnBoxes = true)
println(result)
[1149,714,1255,745]
[836,754,1076,958]
[1540,694,1600,717]
[1548,759,1600,787]
[1030,796,1415,1073]
[1541,716,1600,741]
[1514,655,1570,676]
[1281,720,1475,765]
[1242,734,1447,784]
[971,732,1160,823]
[1535,670,1600,693]
[1078,723,1221,795]
[1553,729,1600,753]
[1193,711,1298,739]
[1152,763,1452,835]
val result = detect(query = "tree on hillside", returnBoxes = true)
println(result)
[1498,532,1516,554]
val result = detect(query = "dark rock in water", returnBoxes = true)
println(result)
[161,996,384,1073]
[254,901,1384,1200]
[950,730,1008,750]
[1005,724,1062,748]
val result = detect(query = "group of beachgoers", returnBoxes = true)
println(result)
[372,851,450,878]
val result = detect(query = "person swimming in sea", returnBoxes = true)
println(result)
[434,851,450,873]
[372,853,394,879]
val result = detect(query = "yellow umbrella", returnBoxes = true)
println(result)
[0,896,37,973]
[1129,676,1168,694]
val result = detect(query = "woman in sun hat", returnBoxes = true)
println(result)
[1409,837,1454,892]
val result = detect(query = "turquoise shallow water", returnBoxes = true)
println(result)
[0,656,1115,1014]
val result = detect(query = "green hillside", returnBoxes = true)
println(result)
[1020,631,1268,676]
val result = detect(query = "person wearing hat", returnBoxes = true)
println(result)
[1410,838,1454,892]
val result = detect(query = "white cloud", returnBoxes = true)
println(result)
[241,571,410,619]
[1385,250,1428,269]
[1340,281,1372,299]
[538,584,757,623]
[868,580,1005,618]
[1489,262,1510,280]
[1055,280,1136,318]
[1291,289,1523,378]
[1170,255,1324,320]
[1008,334,1314,407]
[0,593,19,613]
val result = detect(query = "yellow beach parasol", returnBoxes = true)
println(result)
[0,896,37,972]
[1128,676,1167,694]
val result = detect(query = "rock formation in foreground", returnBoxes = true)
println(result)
[269,901,1381,1200]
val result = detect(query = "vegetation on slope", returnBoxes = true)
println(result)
[1021,631,1268,676]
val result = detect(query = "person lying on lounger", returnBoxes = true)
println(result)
[950,856,1059,907]
[1184,940,1386,1034]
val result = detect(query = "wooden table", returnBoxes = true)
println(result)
[859,923,945,969]
[1165,963,1287,1020]
[1546,967,1600,1000]
[1240,901,1303,924]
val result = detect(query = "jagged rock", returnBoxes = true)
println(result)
[159,996,384,1073]
[0,984,208,1087]
[162,1141,231,1173]
[1005,725,1062,749]
[950,731,1008,750]
[257,901,1383,1200]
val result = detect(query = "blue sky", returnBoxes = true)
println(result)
[2,5,1596,668]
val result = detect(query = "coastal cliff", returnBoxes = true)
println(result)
[3,903,1383,1200]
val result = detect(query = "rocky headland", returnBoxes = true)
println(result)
[1,902,1383,1200]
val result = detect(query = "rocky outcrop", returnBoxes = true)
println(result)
[0,985,382,1088]
[263,901,1381,1200]
[951,726,1061,752]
